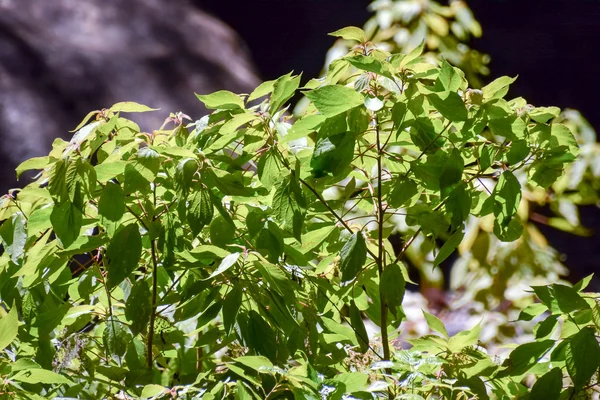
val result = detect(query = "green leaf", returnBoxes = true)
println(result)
[328,26,366,42]
[246,310,278,362]
[124,147,161,193]
[518,303,547,321]
[187,186,214,236]
[222,285,242,335]
[445,182,471,229]
[11,369,72,385]
[488,115,526,140]
[300,225,335,254]
[534,314,559,339]
[206,252,240,280]
[125,279,152,336]
[349,301,369,353]
[141,384,167,399]
[501,340,554,377]
[380,264,406,316]
[257,150,281,190]
[529,367,562,400]
[423,311,448,338]
[565,327,600,389]
[389,177,419,208]
[437,59,463,92]
[255,222,284,264]
[428,91,467,121]
[272,178,305,240]
[99,181,125,223]
[439,149,464,191]
[529,106,560,124]
[339,233,367,285]
[51,200,83,248]
[305,85,364,117]
[482,76,517,101]
[16,156,50,179]
[196,90,245,110]
[552,284,590,313]
[310,133,355,177]
[492,170,522,242]
[210,216,236,247]
[174,158,198,194]
[397,41,425,69]
[106,223,143,288]
[448,323,481,353]
[103,317,132,361]
[0,213,27,264]
[506,140,529,165]
[95,160,127,182]
[248,79,275,102]
[0,304,19,351]
[109,101,158,113]
[434,228,464,266]
[270,73,301,114]
[346,55,392,78]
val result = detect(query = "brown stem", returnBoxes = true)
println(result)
[146,239,159,369]
[375,116,391,362]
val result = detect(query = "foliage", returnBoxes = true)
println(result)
[315,0,600,350]
[1,3,600,400]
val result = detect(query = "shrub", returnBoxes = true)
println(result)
[0,15,599,400]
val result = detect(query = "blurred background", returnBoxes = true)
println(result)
[0,0,598,283]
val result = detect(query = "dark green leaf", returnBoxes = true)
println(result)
[188,186,214,236]
[103,317,132,361]
[255,222,284,264]
[106,223,142,288]
[246,310,278,362]
[257,150,281,190]
[388,177,419,208]
[439,149,464,191]
[492,170,522,242]
[339,233,367,285]
[428,91,467,121]
[534,314,559,339]
[310,133,355,177]
[125,280,152,336]
[380,264,406,316]
[51,200,83,248]
[210,216,236,248]
[99,181,125,223]
[506,140,529,165]
[434,228,464,266]
[501,340,554,376]
[565,327,600,389]
[349,301,369,353]
[529,367,562,400]
[272,178,305,240]
[174,158,198,194]
[223,285,242,335]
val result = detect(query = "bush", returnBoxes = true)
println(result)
[1,8,599,400]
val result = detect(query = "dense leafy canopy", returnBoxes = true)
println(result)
[1,1,599,399]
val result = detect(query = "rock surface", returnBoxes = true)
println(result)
[0,0,259,191]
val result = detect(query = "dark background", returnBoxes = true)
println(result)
[199,0,600,282]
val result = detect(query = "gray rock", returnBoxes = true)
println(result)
[0,0,259,191]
